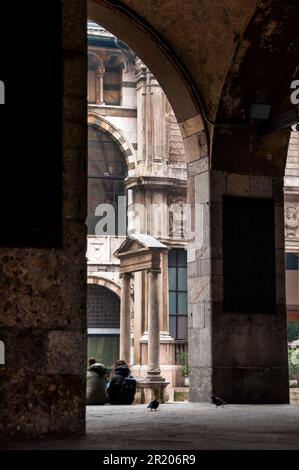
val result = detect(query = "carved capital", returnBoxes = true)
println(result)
[97,63,105,77]
[147,268,161,274]
[134,57,147,84]
[120,272,133,279]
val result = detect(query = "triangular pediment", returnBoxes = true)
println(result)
[114,239,146,258]
[114,233,167,258]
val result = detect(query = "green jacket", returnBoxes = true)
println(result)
[86,363,108,405]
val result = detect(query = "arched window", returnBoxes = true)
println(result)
[87,126,127,235]
[87,284,120,328]
[87,284,120,367]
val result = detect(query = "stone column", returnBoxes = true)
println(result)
[186,151,289,404]
[95,63,105,105]
[146,268,163,380]
[134,58,147,164]
[133,271,142,365]
[160,251,170,334]
[119,273,131,364]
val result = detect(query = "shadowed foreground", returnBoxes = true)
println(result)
[1,403,299,450]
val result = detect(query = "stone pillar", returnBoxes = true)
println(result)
[147,268,163,380]
[95,63,105,105]
[187,157,289,403]
[133,271,143,365]
[284,130,299,253]
[187,156,213,402]
[160,251,170,334]
[134,58,147,164]
[0,0,87,438]
[181,114,289,404]
[134,58,168,167]
[140,267,169,403]
[119,273,131,364]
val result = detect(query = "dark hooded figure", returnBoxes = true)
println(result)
[107,360,136,405]
[86,360,108,405]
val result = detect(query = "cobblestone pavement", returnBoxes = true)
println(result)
[1,403,299,450]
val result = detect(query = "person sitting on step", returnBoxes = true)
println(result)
[107,360,136,405]
[86,357,108,405]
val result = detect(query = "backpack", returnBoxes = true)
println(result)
[120,375,137,404]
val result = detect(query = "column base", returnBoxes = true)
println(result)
[145,369,165,382]
[137,380,170,403]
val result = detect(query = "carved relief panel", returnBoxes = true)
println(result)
[285,204,299,241]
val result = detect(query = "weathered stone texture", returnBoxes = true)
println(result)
[188,167,289,404]
[0,373,85,436]
[0,0,295,438]
[0,0,87,437]
[189,366,212,402]
[213,367,289,404]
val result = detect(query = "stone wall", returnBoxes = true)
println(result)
[187,167,289,403]
[0,0,87,437]
[0,0,294,438]
[284,131,299,253]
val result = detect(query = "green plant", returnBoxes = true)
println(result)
[178,351,189,378]
[174,390,189,401]
[287,322,299,342]
[288,348,299,379]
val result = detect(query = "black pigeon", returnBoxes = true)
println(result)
[147,399,159,411]
[211,395,226,408]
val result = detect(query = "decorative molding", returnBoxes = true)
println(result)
[88,105,137,118]
[87,239,107,263]
[87,274,121,298]
[88,328,120,335]
[125,175,187,190]
[134,57,148,85]
[285,204,299,241]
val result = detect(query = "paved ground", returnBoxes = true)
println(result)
[1,403,299,450]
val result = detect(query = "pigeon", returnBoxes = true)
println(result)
[211,395,226,408]
[147,399,160,411]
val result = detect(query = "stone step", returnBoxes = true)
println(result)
[290,388,299,404]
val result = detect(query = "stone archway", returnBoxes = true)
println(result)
[87,0,209,161]
[2,0,298,439]
[87,275,121,298]
[88,0,292,405]
[87,282,121,368]
[87,0,211,404]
